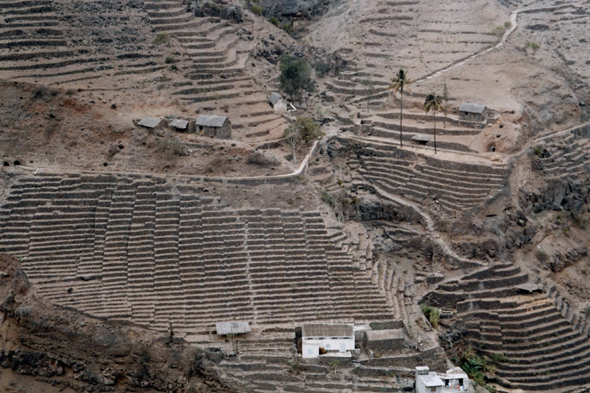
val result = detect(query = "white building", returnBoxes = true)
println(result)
[416,366,444,393]
[416,366,470,393]
[301,324,355,359]
[439,367,470,392]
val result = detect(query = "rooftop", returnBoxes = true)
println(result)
[269,92,284,105]
[302,324,354,338]
[419,372,445,388]
[216,321,250,335]
[196,115,228,128]
[459,103,487,114]
[137,117,161,129]
[170,119,189,129]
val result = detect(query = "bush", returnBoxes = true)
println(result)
[165,56,175,64]
[454,346,497,393]
[314,59,329,78]
[270,16,278,26]
[279,55,315,101]
[251,4,262,15]
[152,33,170,45]
[489,353,508,363]
[283,23,293,33]
[421,304,441,328]
[247,151,280,166]
[320,192,335,207]
[32,85,61,101]
[171,64,178,71]
[526,41,540,51]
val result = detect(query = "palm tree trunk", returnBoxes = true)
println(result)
[433,111,437,154]
[400,87,403,148]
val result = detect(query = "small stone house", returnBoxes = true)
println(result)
[301,324,355,359]
[196,115,232,139]
[458,103,488,123]
[269,92,288,113]
[137,117,162,129]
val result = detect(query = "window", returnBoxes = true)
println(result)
[326,344,331,349]
[307,349,313,355]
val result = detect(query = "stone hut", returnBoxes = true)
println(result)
[458,103,488,123]
[196,115,232,139]
[169,119,189,132]
[137,117,161,129]
[269,92,288,113]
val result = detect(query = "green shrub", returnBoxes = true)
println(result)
[283,23,293,33]
[171,64,178,71]
[421,304,441,328]
[152,33,170,45]
[270,16,278,26]
[320,192,335,207]
[165,56,175,64]
[279,55,315,101]
[489,353,508,363]
[251,4,263,15]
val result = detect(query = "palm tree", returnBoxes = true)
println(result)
[389,69,412,148]
[423,94,443,154]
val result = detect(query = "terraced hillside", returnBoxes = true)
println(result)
[313,0,509,106]
[339,135,508,217]
[427,263,590,392]
[0,173,393,332]
[536,125,590,180]
[0,0,287,141]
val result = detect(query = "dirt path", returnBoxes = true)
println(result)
[413,8,520,86]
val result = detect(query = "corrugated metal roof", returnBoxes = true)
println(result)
[302,324,354,337]
[138,117,161,128]
[216,321,250,335]
[170,119,189,129]
[269,92,284,105]
[196,115,227,128]
[459,103,486,114]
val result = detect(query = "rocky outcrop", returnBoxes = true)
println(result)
[255,0,335,19]
[0,253,234,393]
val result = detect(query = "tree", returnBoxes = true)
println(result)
[282,117,324,164]
[442,81,449,129]
[389,69,412,148]
[423,94,444,154]
[279,55,315,102]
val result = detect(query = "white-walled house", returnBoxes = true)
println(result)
[416,366,470,393]
[416,366,444,393]
[301,324,355,358]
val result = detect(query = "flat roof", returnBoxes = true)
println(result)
[419,373,445,387]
